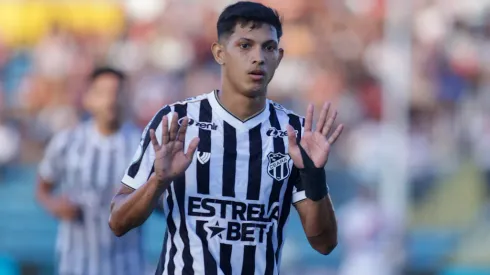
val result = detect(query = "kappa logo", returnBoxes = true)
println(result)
[266,127,297,138]
[197,151,211,164]
[267,152,291,181]
[178,117,218,131]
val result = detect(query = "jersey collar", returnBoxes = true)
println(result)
[207,90,270,131]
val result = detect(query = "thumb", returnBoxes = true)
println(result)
[287,125,297,147]
[185,137,200,160]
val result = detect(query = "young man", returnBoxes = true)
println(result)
[110,1,343,274]
[36,67,144,275]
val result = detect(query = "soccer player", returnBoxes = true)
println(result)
[36,67,145,275]
[109,1,343,274]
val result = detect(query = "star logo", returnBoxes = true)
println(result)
[206,221,226,239]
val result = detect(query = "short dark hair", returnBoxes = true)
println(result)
[89,67,125,83]
[217,1,282,41]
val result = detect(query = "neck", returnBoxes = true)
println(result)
[216,89,266,121]
[95,120,120,136]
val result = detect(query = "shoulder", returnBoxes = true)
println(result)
[268,100,305,122]
[175,93,209,105]
[154,93,209,116]
[145,93,210,128]
[45,125,80,152]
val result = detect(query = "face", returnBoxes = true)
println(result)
[213,22,284,97]
[84,74,123,125]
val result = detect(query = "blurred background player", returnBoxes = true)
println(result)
[1,0,490,274]
[35,67,144,275]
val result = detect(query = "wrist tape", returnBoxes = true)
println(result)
[298,144,328,201]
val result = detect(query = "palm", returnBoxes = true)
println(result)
[150,115,199,183]
[287,102,343,169]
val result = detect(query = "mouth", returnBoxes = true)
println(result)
[248,69,266,81]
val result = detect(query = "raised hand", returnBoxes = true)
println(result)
[149,114,200,184]
[287,102,343,169]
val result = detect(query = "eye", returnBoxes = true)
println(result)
[239,43,250,49]
[265,45,277,52]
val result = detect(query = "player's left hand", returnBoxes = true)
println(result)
[287,102,343,169]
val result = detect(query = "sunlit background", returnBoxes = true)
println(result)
[0,0,490,274]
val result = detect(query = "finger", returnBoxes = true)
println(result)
[185,137,200,159]
[316,102,330,133]
[177,117,189,143]
[150,129,161,151]
[327,124,344,145]
[287,125,297,147]
[304,104,314,132]
[161,116,169,145]
[169,114,179,141]
[322,110,337,137]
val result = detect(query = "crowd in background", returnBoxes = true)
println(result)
[1,0,490,274]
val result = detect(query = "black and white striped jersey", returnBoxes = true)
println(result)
[38,121,145,275]
[122,91,307,275]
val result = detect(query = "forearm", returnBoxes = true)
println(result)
[36,179,56,214]
[299,196,337,255]
[109,174,169,236]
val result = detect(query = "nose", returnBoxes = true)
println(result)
[252,48,265,65]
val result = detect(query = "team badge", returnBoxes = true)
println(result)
[267,152,291,181]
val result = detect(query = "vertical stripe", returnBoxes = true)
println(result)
[241,124,262,274]
[156,231,169,275]
[183,100,205,274]
[72,127,88,275]
[161,189,177,275]
[220,244,233,275]
[241,246,256,275]
[172,104,195,275]
[220,121,237,275]
[274,115,303,265]
[194,99,218,274]
[196,220,218,274]
[88,144,101,275]
[102,147,115,275]
[222,122,236,197]
[246,124,262,201]
[197,99,212,194]
[264,105,286,275]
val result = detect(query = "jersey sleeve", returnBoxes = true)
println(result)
[38,130,70,184]
[121,106,173,190]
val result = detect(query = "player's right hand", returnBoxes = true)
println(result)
[149,114,200,185]
[50,196,82,221]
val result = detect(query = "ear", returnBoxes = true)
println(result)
[277,48,284,68]
[211,41,225,65]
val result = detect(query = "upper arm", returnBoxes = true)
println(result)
[38,131,70,184]
[121,106,173,190]
[110,184,136,212]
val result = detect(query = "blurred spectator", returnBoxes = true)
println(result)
[337,183,404,275]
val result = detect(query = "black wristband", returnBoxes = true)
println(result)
[298,144,328,201]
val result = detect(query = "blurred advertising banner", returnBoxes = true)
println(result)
[0,1,125,46]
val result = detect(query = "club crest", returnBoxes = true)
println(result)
[267,152,291,181]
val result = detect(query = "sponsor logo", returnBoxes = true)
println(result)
[267,152,291,181]
[178,117,218,131]
[266,127,297,138]
[188,196,279,245]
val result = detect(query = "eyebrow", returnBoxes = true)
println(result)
[237,38,278,45]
